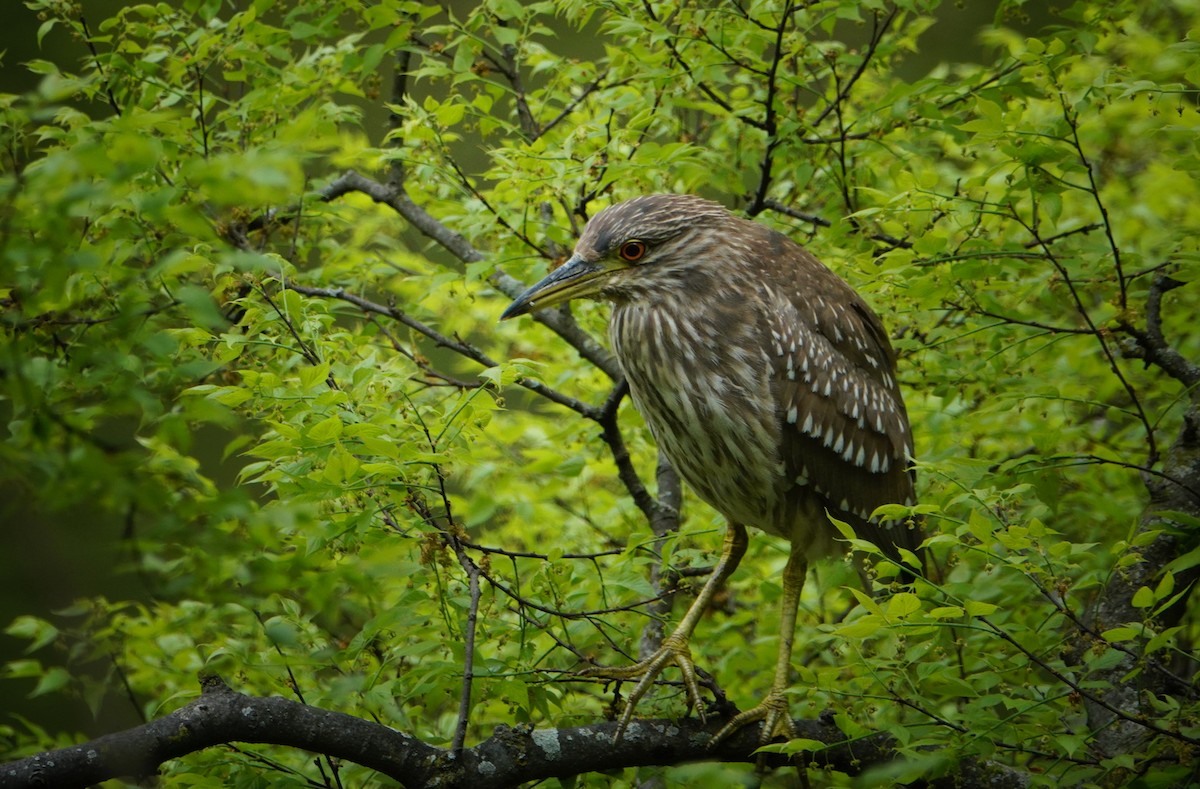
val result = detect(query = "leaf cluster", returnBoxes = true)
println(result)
[2,0,1200,786]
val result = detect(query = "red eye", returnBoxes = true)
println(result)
[618,240,648,262]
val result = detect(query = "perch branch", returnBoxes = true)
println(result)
[0,675,1034,789]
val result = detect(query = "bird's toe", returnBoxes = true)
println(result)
[708,690,794,748]
[578,634,707,742]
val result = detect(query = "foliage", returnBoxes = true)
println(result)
[2,0,1199,786]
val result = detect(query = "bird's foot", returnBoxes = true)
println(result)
[708,689,795,749]
[579,633,706,742]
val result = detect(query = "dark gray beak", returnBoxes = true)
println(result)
[499,255,612,320]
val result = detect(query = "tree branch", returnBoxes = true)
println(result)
[1080,404,1200,760]
[316,170,620,381]
[0,675,1033,789]
[1015,209,1161,465]
[1119,273,1200,395]
[282,282,601,420]
[0,675,439,789]
[744,0,791,216]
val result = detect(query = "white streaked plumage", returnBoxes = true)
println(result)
[569,195,918,560]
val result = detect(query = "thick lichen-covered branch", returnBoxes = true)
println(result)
[0,675,1032,789]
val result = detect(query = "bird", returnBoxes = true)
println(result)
[500,194,921,748]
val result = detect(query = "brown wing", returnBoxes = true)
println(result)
[763,236,921,566]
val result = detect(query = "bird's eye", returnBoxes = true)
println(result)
[618,240,648,262]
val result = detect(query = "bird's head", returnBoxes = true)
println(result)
[500,194,732,319]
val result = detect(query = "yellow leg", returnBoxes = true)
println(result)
[582,523,749,741]
[709,542,807,747]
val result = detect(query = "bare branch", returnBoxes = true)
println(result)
[78,14,123,118]
[497,40,538,138]
[596,379,663,525]
[1021,221,1103,248]
[316,170,620,381]
[283,282,600,419]
[944,298,1094,336]
[745,0,792,216]
[534,76,610,142]
[0,675,1035,789]
[459,538,623,561]
[1118,273,1200,395]
[761,197,913,249]
[0,675,439,789]
[638,0,771,133]
[810,6,898,128]
[1015,209,1161,465]
[1061,97,1127,311]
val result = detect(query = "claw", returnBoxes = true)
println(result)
[708,690,795,748]
[705,545,808,771]
[577,524,750,743]
[580,633,706,742]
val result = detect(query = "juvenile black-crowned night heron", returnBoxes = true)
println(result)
[501,194,920,747]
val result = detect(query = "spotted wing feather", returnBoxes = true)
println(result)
[764,237,921,565]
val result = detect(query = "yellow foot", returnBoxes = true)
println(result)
[708,690,795,749]
[579,633,707,742]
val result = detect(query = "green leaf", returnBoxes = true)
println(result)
[299,361,331,391]
[1145,626,1181,654]
[1131,586,1155,608]
[846,586,884,617]
[886,592,921,619]
[1102,626,1140,643]
[436,101,466,127]
[37,19,57,47]
[838,613,885,638]
[322,448,360,483]
[5,616,60,653]
[30,667,71,698]
[263,618,301,648]
[964,600,999,618]
[1154,571,1174,600]
[828,512,857,541]
[307,415,344,442]
[929,605,965,619]
[756,737,829,756]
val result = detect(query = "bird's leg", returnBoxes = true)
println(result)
[709,543,808,749]
[582,523,749,741]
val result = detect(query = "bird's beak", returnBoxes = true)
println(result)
[499,254,621,320]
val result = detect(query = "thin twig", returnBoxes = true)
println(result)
[1061,97,1126,311]
[638,0,770,132]
[746,0,792,216]
[978,616,1200,748]
[78,14,122,118]
[282,283,600,419]
[315,170,620,380]
[810,6,898,128]
[1118,273,1200,394]
[1017,210,1160,465]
